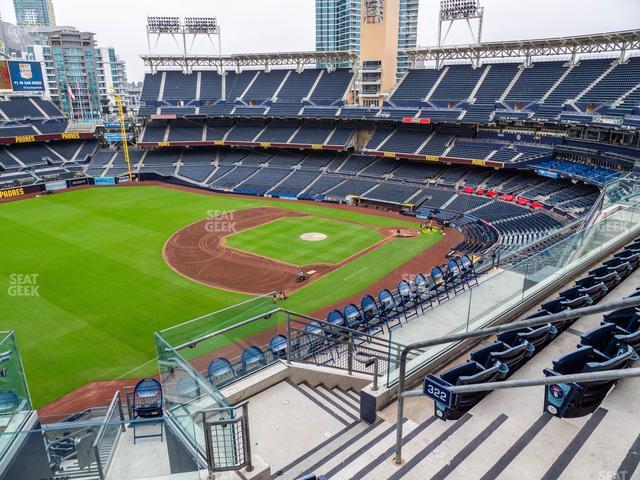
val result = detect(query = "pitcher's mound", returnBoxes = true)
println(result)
[300,232,327,242]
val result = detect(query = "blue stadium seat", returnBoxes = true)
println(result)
[208,357,234,386]
[269,335,288,359]
[326,310,346,337]
[430,266,449,303]
[132,378,163,443]
[543,344,636,418]
[411,273,433,312]
[580,323,640,358]
[241,346,267,373]
[396,280,418,320]
[469,341,533,373]
[377,289,402,330]
[434,361,506,420]
[498,320,558,351]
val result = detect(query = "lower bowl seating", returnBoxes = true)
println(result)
[434,361,507,420]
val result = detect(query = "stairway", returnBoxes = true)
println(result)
[56,434,115,480]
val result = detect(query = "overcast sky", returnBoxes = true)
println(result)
[0,0,638,82]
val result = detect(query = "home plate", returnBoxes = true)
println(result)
[300,232,327,241]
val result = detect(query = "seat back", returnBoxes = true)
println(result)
[343,304,362,329]
[241,346,265,369]
[519,324,557,348]
[460,255,473,273]
[447,259,461,279]
[378,289,395,311]
[397,280,413,301]
[269,335,288,357]
[413,273,428,293]
[326,309,345,326]
[208,357,233,385]
[360,295,378,319]
[580,324,620,353]
[133,378,163,418]
[431,266,445,287]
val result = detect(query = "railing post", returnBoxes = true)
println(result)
[94,444,105,480]
[372,358,379,392]
[242,403,253,472]
[202,411,215,473]
[117,394,126,432]
[347,341,353,375]
[286,311,292,364]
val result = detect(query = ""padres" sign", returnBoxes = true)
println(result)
[0,187,25,199]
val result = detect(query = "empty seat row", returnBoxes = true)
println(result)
[433,237,639,420]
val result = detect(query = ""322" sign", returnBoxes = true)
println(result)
[423,374,455,407]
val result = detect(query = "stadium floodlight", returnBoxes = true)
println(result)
[437,0,484,46]
[147,16,182,34]
[439,0,481,20]
[184,17,218,34]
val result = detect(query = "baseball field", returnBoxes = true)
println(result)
[0,184,445,407]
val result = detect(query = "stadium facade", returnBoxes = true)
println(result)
[0,11,640,480]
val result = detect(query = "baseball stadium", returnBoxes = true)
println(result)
[0,1,640,479]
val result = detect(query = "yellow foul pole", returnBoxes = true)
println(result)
[115,94,133,183]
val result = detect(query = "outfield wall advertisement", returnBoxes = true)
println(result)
[45,180,68,192]
[0,60,45,92]
[0,184,43,200]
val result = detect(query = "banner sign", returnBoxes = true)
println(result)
[93,177,116,185]
[105,133,124,142]
[8,61,45,92]
[536,169,558,179]
[104,122,129,129]
[45,180,67,192]
[67,177,89,187]
[0,186,25,199]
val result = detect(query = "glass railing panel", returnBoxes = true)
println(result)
[158,294,277,348]
[0,331,32,461]
[386,195,640,387]
[174,310,287,390]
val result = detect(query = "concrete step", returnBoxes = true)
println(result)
[374,412,507,480]
[297,382,358,424]
[273,419,387,480]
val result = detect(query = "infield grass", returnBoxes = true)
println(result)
[0,185,442,406]
[225,216,384,265]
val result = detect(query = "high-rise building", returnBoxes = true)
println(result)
[13,0,56,27]
[316,0,361,57]
[397,0,419,77]
[95,47,128,112]
[315,0,418,89]
[27,27,102,117]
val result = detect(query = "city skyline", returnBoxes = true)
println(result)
[0,0,638,81]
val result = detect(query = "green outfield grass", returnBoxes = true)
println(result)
[225,216,384,265]
[0,185,442,407]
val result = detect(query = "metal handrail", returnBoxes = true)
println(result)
[172,307,410,353]
[393,294,640,464]
[92,391,125,480]
[447,367,640,394]
[354,352,380,391]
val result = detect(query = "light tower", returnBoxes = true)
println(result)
[145,16,225,100]
[437,0,484,46]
